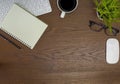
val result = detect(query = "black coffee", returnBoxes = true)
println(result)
[58,0,77,12]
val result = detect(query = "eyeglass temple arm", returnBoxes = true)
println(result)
[89,20,95,26]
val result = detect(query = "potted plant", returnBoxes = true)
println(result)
[94,0,120,32]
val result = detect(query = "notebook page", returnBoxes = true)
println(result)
[0,0,52,27]
[1,4,48,49]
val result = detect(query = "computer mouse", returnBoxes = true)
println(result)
[106,38,119,64]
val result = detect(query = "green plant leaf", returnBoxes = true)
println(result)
[94,0,120,32]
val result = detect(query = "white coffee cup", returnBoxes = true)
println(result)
[57,0,78,18]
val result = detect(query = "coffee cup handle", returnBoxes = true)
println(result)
[60,11,65,18]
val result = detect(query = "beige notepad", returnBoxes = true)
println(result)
[1,4,48,49]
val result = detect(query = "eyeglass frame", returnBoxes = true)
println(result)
[88,20,119,36]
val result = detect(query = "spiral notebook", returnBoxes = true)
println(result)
[0,0,52,26]
[0,4,48,49]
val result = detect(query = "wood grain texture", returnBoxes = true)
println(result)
[0,0,120,84]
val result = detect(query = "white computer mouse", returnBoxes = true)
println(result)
[106,38,119,64]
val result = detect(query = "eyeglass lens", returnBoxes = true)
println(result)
[89,20,119,36]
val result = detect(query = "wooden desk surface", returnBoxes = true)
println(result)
[0,0,120,84]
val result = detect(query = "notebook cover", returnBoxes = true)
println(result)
[0,0,52,26]
[1,4,48,49]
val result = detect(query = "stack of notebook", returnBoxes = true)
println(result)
[0,4,48,49]
[0,0,52,25]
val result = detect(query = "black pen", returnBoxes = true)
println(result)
[0,34,21,49]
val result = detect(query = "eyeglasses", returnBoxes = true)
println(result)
[89,20,119,36]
